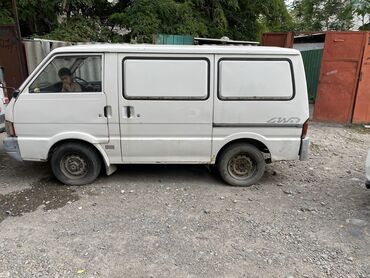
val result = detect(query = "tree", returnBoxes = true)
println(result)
[109,0,208,43]
[292,0,359,31]
[17,0,60,35]
[109,0,292,42]
[0,1,14,24]
[353,0,370,29]
[43,16,114,42]
[1,0,295,42]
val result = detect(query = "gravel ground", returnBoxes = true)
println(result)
[0,123,369,278]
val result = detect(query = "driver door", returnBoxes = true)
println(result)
[14,54,109,155]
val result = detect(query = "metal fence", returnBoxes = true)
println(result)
[153,34,193,45]
[23,39,101,83]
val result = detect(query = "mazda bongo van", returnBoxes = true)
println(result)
[3,44,310,186]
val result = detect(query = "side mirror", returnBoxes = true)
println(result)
[12,89,20,98]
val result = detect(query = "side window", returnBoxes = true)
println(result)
[29,55,102,93]
[123,58,209,100]
[218,59,294,100]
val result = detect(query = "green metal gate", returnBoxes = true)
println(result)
[301,49,323,103]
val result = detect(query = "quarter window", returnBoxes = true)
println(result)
[218,59,294,100]
[29,55,102,93]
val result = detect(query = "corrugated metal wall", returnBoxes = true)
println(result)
[23,39,73,74]
[23,39,100,83]
[301,49,323,103]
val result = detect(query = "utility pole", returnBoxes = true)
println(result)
[10,0,27,90]
[11,0,22,40]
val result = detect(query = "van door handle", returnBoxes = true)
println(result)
[123,106,134,118]
[104,105,112,118]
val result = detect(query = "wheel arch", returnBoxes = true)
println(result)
[215,138,271,164]
[47,139,110,170]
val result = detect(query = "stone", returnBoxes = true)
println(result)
[346,218,367,227]
[282,189,293,195]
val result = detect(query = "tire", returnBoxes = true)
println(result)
[217,143,265,187]
[51,142,102,186]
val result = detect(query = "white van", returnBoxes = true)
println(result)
[3,44,309,186]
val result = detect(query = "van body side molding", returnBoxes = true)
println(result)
[213,123,303,128]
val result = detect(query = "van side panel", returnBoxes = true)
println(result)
[212,54,309,161]
[212,127,301,161]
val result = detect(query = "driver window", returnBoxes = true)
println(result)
[29,55,102,93]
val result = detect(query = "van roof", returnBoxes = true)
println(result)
[52,44,300,56]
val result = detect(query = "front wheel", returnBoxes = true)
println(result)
[217,143,266,187]
[51,142,102,186]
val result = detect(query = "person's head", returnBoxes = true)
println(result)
[58,68,73,84]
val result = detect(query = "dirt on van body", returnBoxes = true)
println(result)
[0,123,369,278]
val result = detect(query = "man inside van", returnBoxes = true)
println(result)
[58,68,82,92]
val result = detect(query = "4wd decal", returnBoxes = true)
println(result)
[267,117,300,124]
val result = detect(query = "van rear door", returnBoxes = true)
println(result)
[118,54,214,163]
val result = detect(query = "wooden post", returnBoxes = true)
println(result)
[11,0,22,40]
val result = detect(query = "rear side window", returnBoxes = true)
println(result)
[218,59,294,100]
[123,58,209,100]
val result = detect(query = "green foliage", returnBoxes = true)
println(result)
[353,0,370,29]
[0,1,14,24]
[17,0,60,33]
[1,0,294,42]
[42,17,113,42]
[109,0,293,42]
[1,0,367,42]
[258,0,295,31]
[292,0,369,31]
[110,0,208,43]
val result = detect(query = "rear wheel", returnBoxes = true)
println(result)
[51,142,102,186]
[217,143,265,186]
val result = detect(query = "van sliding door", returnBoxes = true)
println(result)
[118,54,214,163]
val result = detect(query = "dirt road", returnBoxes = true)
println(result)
[0,123,369,278]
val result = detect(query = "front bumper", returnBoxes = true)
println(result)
[3,137,22,161]
[299,137,310,161]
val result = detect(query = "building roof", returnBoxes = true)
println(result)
[52,43,300,56]
[294,33,325,43]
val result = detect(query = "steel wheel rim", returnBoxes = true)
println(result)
[227,153,256,180]
[60,153,89,180]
